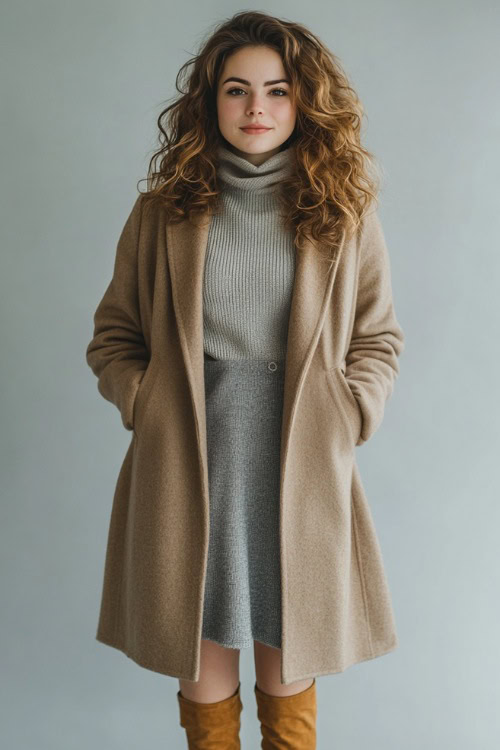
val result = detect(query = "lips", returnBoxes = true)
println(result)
[240,126,271,132]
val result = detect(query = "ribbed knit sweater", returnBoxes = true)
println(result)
[202,143,297,360]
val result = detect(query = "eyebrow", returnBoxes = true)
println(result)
[221,76,290,86]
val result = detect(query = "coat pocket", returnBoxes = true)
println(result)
[324,366,362,446]
[132,360,158,437]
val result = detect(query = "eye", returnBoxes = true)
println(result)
[226,87,288,96]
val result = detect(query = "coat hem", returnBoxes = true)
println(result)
[96,631,398,682]
[95,632,196,681]
[282,640,399,684]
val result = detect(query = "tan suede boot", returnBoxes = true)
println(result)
[254,678,317,749]
[177,681,243,749]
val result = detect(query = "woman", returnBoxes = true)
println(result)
[86,11,405,749]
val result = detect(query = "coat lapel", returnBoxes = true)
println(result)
[166,209,345,470]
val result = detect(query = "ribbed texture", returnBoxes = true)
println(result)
[202,144,297,360]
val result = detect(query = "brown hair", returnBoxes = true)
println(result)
[138,11,381,261]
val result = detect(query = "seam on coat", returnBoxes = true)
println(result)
[279,248,343,684]
[351,493,374,656]
[113,443,134,643]
[101,196,145,647]
[135,193,146,332]
[113,520,125,644]
[343,238,362,363]
[167,221,205,679]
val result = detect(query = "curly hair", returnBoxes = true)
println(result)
[138,10,382,262]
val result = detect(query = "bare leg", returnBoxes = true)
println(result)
[178,638,240,703]
[253,640,314,695]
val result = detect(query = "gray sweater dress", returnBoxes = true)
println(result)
[200,143,297,650]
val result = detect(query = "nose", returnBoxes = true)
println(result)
[247,107,264,116]
[246,93,265,115]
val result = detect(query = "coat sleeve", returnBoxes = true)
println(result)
[345,209,405,446]
[85,194,149,431]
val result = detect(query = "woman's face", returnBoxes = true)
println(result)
[216,45,296,166]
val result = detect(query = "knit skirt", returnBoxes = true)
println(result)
[201,355,285,650]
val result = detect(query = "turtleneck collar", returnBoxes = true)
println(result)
[216,143,295,193]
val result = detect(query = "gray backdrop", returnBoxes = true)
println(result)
[2,1,499,748]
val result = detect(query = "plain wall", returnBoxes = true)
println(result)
[1,0,499,747]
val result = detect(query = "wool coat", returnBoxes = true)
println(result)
[86,192,405,685]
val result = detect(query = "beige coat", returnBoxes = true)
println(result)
[86,193,405,685]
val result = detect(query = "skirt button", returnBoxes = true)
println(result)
[268,361,277,372]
